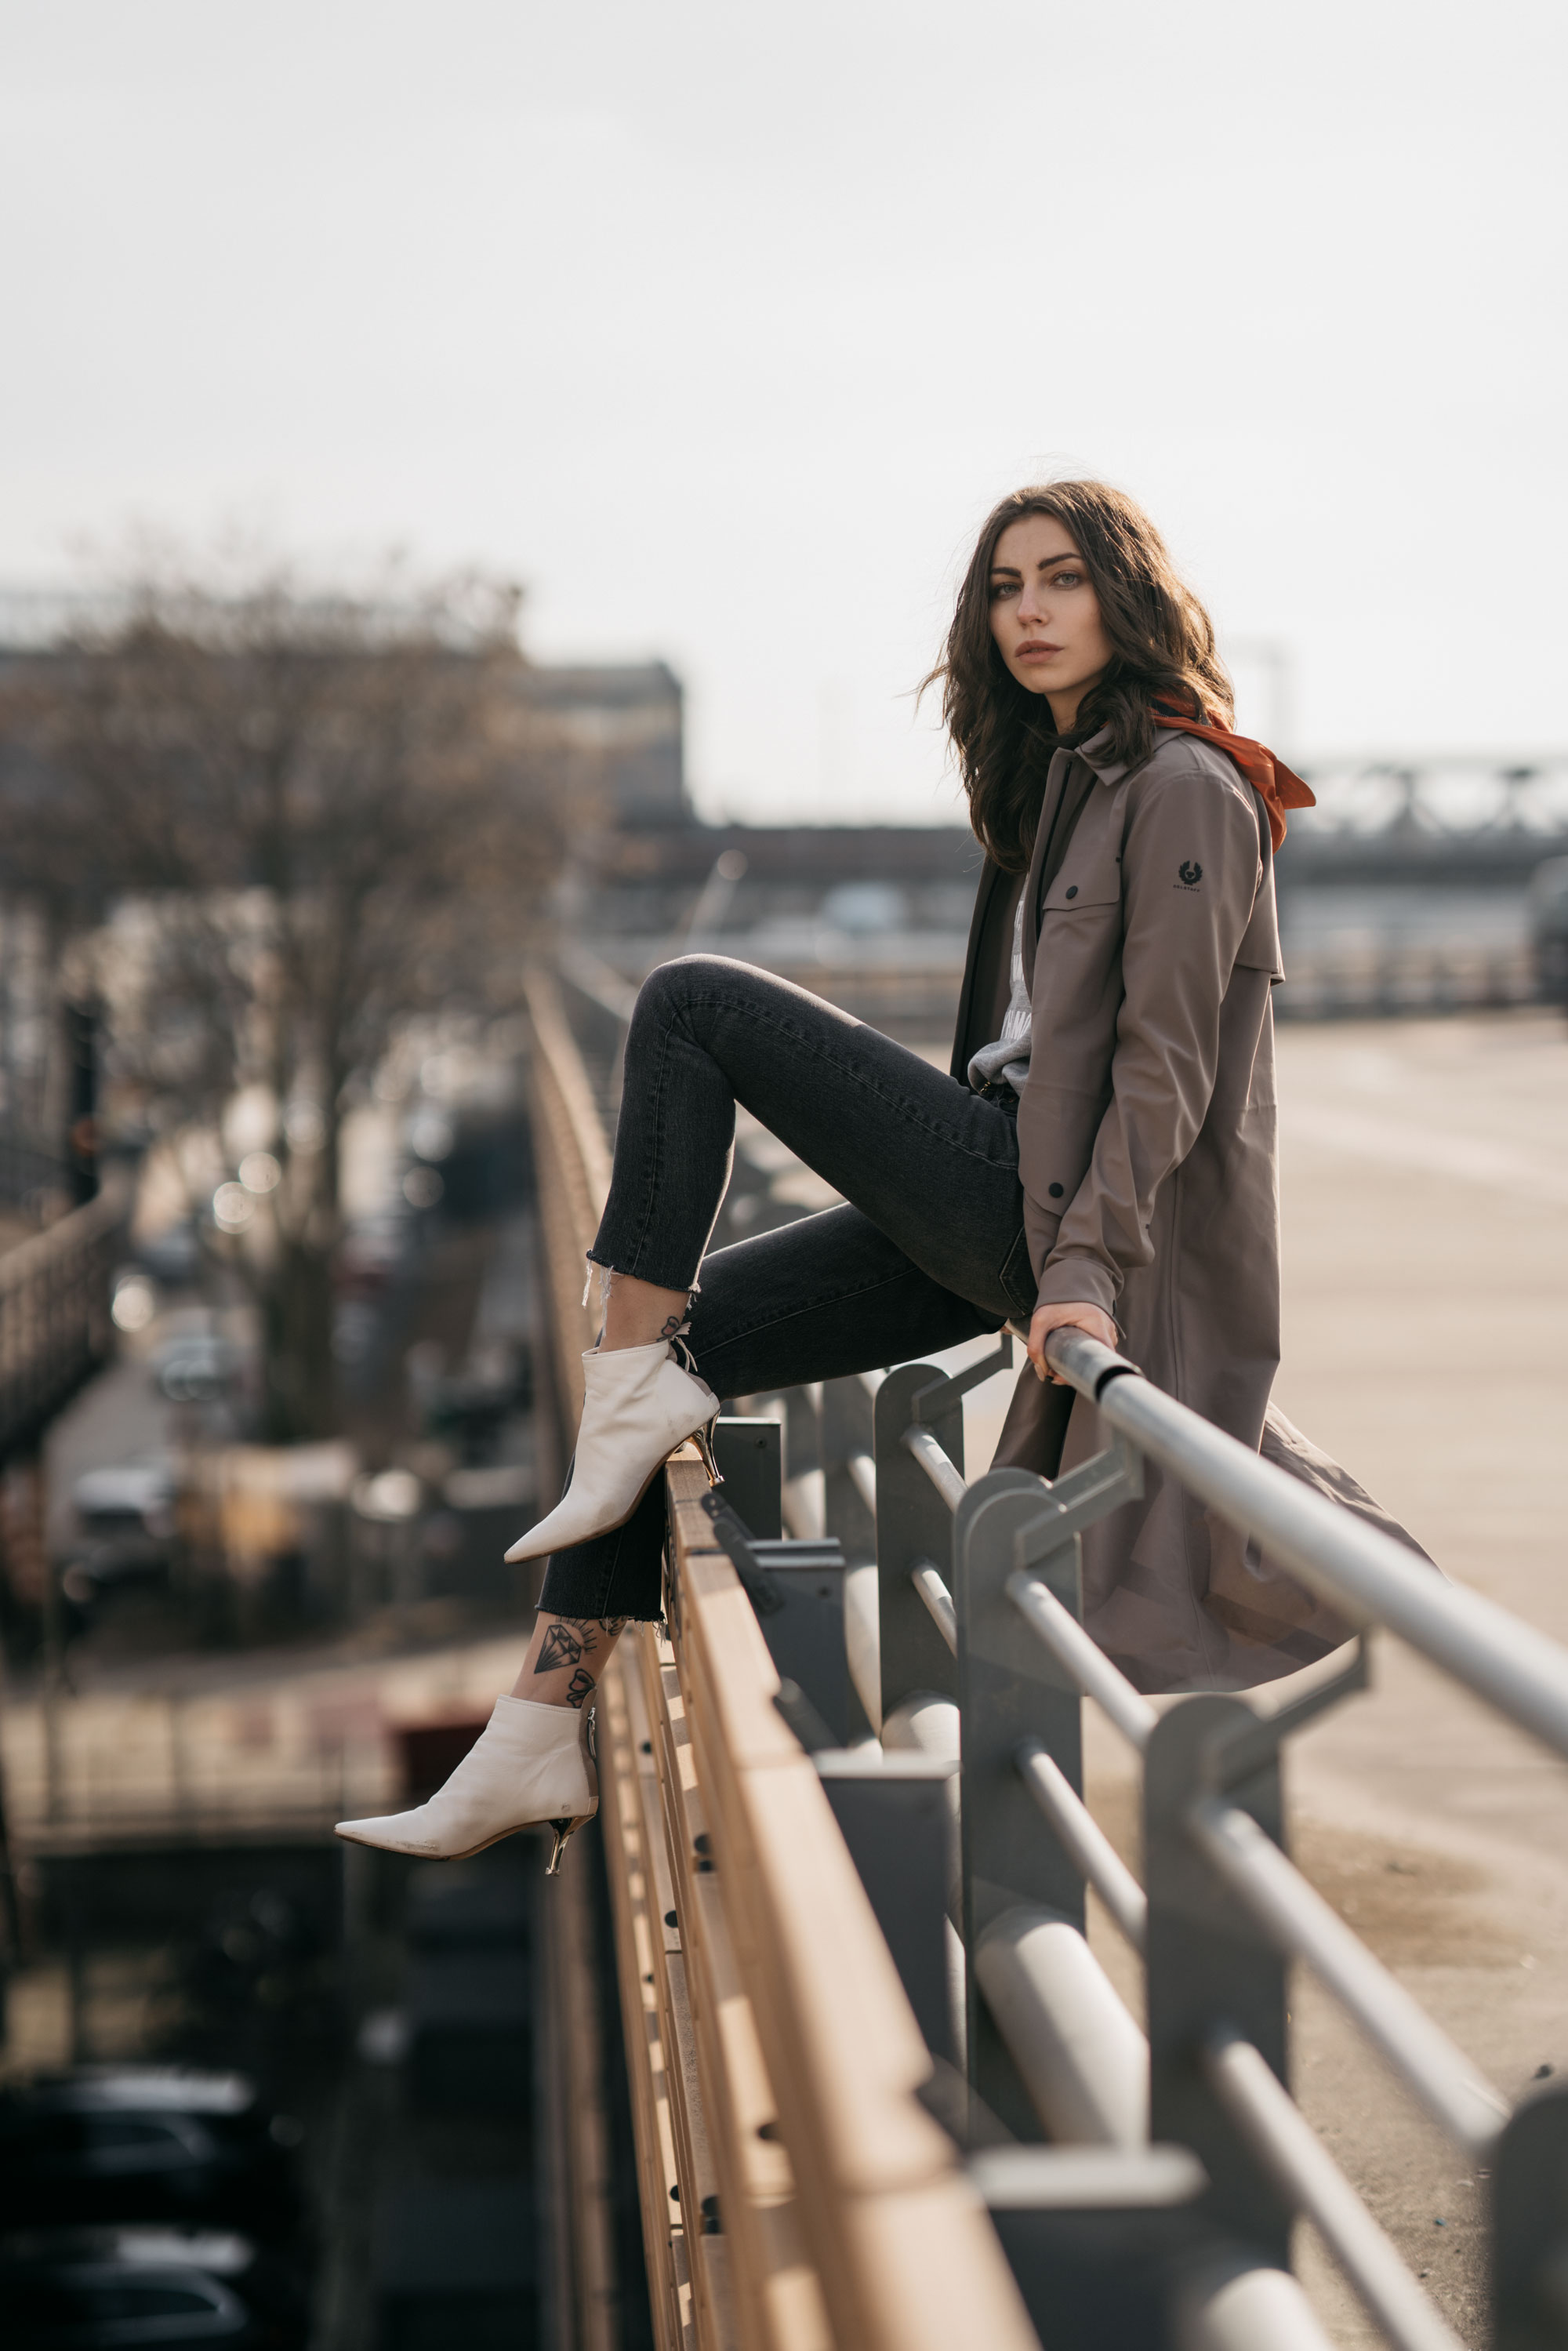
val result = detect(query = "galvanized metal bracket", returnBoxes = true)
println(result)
[701,1490,783,1615]
[1144,1692,1293,2271]
[1010,1432,1146,1575]
[876,1361,966,1714]
[703,1492,866,1745]
[1197,1633,1372,1800]
[957,1470,1088,2141]
[910,1330,1014,1424]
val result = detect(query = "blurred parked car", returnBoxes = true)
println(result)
[71,1459,176,1543]
[0,2072,307,2243]
[60,1458,178,1619]
[135,1220,201,1288]
[1530,856,1568,1005]
[151,1335,245,1407]
[0,2226,308,2349]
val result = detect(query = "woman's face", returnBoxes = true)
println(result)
[988,514,1112,729]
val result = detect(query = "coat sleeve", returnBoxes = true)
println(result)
[1034,756,1263,1317]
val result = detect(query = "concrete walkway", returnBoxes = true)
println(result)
[1080,1012,1568,2349]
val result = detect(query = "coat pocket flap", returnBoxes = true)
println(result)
[1040,862,1121,913]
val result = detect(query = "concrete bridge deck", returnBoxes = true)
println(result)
[748,1002,1568,2346]
[966,1008,1568,2346]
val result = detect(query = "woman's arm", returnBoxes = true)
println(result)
[1036,755,1264,1317]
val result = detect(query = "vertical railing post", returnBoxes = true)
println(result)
[777,1383,826,1538]
[711,1416,782,1539]
[815,1752,960,2065]
[819,1373,875,1564]
[873,1363,962,1721]
[1143,1695,1293,2267]
[1492,2080,1568,2349]
[953,1469,1075,2138]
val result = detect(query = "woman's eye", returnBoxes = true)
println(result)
[1051,570,1083,588]
[989,580,1018,600]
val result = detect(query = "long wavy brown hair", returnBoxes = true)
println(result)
[929,481,1233,872]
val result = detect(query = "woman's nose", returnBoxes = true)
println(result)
[1018,581,1047,620]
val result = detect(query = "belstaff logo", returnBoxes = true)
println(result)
[1177,860,1203,888]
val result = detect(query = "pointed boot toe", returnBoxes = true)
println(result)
[503,1339,720,1563]
[335,1695,597,1861]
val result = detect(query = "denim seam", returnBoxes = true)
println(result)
[625,1005,677,1281]
[697,1261,966,1363]
[649,991,1018,1172]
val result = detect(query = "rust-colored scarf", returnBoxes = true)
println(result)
[1152,707,1314,852]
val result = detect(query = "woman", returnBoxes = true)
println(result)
[336,480,1369,1865]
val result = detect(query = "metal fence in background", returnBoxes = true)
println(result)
[0,1126,72,1218]
[0,1179,125,1458]
[1273,939,1536,1021]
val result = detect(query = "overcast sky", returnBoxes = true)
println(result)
[3,1,1564,822]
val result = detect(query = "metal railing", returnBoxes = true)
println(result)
[0,1125,72,1216]
[0,1178,125,1455]
[524,971,1040,2351]
[530,960,1568,2348]
[759,1318,1568,2351]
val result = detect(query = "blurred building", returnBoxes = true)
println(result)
[517,660,691,830]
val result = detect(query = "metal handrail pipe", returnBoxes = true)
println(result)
[1189,1798,1508,2154]
[848,1449,878,1517]
[975,1907,1149,2149]
[844,1560,882,1735]
[902,1423,967,1513]
[1202,2030,1467,2351]
[1015,1739,1148,1953]
[1046,1326,1568,1768]
[1178,2262,1338,2351]
[781,1466,826,1540]
[883,1692,961,1924]
[555,940,640,1027]
[882,1691,960,1761]
[0,1180,125,1298]
[1005,1570,1159,1753]
[910,1559,958,1656]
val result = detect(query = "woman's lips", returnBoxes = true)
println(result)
[1016,641,1061,660]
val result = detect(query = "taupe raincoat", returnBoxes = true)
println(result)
[953,724,1423,1693]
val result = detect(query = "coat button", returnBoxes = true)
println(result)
[1048,1183,1065,1198]
[1065,885,1078,899]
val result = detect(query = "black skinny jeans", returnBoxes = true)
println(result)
[536,956,1038,1621]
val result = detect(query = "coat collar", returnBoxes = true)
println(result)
[1065,724,1133,790]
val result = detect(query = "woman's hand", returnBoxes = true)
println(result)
[1027,1300,1118,1383]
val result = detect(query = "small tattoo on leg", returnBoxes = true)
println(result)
[535,1622,586,1673]
[659,1313,684,1341]
[564,1666,596,1710]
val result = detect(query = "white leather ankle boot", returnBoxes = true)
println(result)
[503,1339,720,1563]
[335,1695,597,1873]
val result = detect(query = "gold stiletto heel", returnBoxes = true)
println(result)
[546,1815,591,1876]
[693,1418,724,1489]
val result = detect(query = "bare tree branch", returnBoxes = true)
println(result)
[0,554,585,1438]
